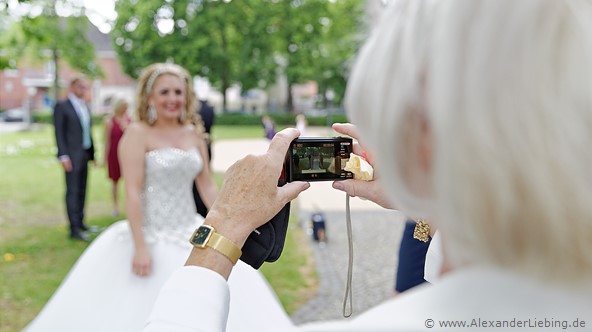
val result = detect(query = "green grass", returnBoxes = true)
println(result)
[261,217,318,314]
[0,124,316,332]
[0,216,119,331]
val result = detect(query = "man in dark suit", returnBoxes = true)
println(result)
[192,100,215,218]
[54,77,97,241]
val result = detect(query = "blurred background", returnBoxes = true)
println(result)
[0,0,389,121]
[0,1,405,331]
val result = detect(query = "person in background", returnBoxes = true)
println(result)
[53,76,98,242]
[143,1,592,331]
[26,63,282,331]
[262,114,276,140]
[393,220,431,295]
[311,211,327,243]
[104,98,132,217]
[192,99,215,218]
[198,99,215,160]
[296,114,307,137]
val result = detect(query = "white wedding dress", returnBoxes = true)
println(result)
[25,147,292,331]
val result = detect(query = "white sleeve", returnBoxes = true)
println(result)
[143,266,231,332]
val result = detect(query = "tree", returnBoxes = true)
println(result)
[112,0,277,110]
[1,0,103,103]
[268,0,364,111]
[313,0,365,107]
[112,0,364,113]
[0,16,21,70]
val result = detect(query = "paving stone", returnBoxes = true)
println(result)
[291,209,406,325]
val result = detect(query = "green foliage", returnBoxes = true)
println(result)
[0,16,25,70]
[212,112,348,126]
[32,111,106,125]
[19,8,104,78]
[112,0,277,96]
[1,1,104,103]
[111,0,364,110]
[314,0,366,104]
[59,17,104,78]
[30,110,348,127]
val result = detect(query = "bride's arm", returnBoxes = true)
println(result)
[194,130,218,211]
[119,123,152,276]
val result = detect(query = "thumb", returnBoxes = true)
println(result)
[332,179,370,198]
[278,181,311,204]
[333,179,394,209]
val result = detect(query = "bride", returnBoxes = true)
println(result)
[24,63,292,331]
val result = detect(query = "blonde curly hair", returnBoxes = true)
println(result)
[135,63,205,134]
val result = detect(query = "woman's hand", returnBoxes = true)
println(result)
[331,123,395,209]
[207,128,311,247]
[186,128,310,279]
[132,247,152,277]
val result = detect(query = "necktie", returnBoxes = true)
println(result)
[76,100,92,149]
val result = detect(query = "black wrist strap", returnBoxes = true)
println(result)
[240,177,291,269]
[240,202,291,269]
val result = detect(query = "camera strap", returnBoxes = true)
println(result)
[342,193,354,318]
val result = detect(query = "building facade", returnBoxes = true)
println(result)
[0,22,135,115]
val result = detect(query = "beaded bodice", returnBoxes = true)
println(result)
[142,147,202,234]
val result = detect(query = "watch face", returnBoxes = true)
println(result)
[190,225,213,248]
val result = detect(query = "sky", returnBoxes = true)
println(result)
[3,0,117,33]
[83,0,117,33]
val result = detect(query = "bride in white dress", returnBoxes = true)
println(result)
[25,63,292,331]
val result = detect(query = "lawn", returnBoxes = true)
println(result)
[0,123,316,332]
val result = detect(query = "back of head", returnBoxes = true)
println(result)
[113,99,128,116]
[346,0,592,284]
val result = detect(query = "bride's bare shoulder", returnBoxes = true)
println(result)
[126,122,150,133]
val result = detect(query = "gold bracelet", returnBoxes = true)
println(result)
[189,225,242,265]
[413,218,431,243]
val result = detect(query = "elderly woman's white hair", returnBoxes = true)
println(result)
[346,0,592,283]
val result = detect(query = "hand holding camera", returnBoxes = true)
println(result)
[284,136,354,182]
[239,123,391,269]
[204,129,310,268]
[331,123,394,210]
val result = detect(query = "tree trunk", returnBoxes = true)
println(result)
[220,18,229,113]
[221,76,229,113]
[52,47,59,105]
[286,82,294,113]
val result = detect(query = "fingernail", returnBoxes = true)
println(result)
[333,182,344,191]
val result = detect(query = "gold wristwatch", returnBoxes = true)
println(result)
[189,225,242,265]
[413,218,431,243]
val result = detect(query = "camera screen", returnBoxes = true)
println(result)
[288,138,353,182]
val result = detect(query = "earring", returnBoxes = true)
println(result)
[148,105,157,124]
[179,108,186,122]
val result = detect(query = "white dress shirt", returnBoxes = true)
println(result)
[68,93,92,149]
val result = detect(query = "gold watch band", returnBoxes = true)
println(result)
[190,225,242,265]
[207,232,242,265]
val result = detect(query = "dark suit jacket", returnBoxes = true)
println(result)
[54,99,95,171]
[199,100,215,160]
[199,101,214,134]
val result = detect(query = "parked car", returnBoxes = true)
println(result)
[3,108,27,122]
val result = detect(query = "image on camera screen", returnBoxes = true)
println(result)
[289,141,353,181]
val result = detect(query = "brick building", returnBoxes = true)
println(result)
[0,21,135,115]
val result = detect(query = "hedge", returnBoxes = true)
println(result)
[213,112,349,126]
[30,111,349,127]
